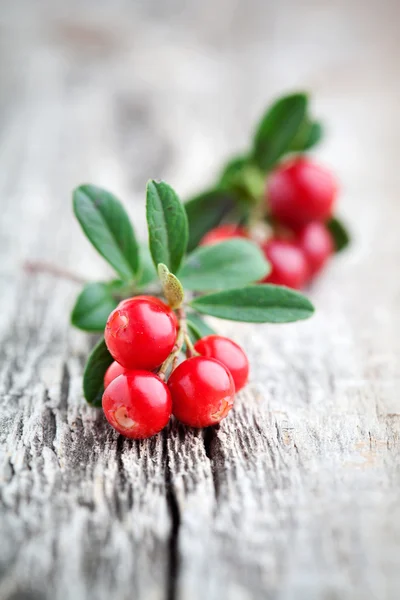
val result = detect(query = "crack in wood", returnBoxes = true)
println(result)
[163,431,181,600]
[59,362,70,412]
[203,427,220,501]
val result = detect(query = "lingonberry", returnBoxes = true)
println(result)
[168,356,235,428]
[267,157,337,227]
[104,361,125,389]
[200,224,248,246]
[102,371,172,439]
[261,239,309,289]
[118,295,178,329]
[297,221,334,278]
[194,335,249,392]
[105,297,177,370]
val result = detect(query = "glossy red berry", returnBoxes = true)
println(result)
[297,222,334,277]
[262,239,309,289]
[168,356,235,428]
[104,361,125,389]
[267,157,337,227]
[118,295,178,329]
[194,335,249,392]
[200,224,248,246]
[105,297,177,370]
[102,371,172,439]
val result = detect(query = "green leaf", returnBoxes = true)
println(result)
[190,285,314,323]
[71,281,123,332]
[73,184,139,281]
[303,121,323,149]
[185,189,236,252]
[252,93,308,170]
[219,155,249,188]
[220,157,265,204]
[157,263,184,309]
[146,180,188,274]
[327,217,351,253]
[83,338,114,407]
[137,244,158,287]
[290,120,324,152]
[186,312,216,341]
[178,239,270,291]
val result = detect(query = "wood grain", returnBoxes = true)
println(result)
[0,1,400,599]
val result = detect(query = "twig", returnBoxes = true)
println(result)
[23,261,88,285]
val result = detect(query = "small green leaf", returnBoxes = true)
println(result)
[83,338,114,407]
[290,117,323,152]
[137,244,158,287]
[290,120,324,152]
[252,93,308,170]
[158,263,184,309]
[219,155,249,188]
[220,157,265,203]
[71,281,123,332]
[190,285,314,323]
[185,189,236,252]
[303,121,323,149]
[327,217,351,253]
[73,184,139,281]
[146,180,188,274]
[186,312,216,341]
[178,239,270,291]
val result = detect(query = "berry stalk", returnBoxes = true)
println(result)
[158,307,187,380]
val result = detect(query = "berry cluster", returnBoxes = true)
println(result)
[71,175,314,439]
[185,92,350,290]
[200,157,336,290]
[102,296,249,439]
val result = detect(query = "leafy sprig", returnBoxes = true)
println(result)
[71,177,315,405]
[184,91,350,252]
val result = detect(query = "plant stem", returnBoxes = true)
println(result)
[158,328,184,381]
[184,332,197,358]
[23,260,88,284]
[158,307,188,380]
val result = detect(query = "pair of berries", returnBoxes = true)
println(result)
[201,157,336,289]
[102,296,249,440]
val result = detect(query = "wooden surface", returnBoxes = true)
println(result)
[1,1,400,599]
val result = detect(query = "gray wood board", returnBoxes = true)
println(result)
[0,1,399,599]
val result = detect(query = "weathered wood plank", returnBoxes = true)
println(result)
[1,1,400,599]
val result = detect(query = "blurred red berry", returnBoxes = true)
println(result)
[194,335,249,392]
[105,297,177,370]
[118,295,178,329]
[262,239,309,289]
[200,224,248,246]
[267,157,337,227]
[104,361,125,389]
[297,221,334,277]
[102,371,172,439]
[168,356,235,427]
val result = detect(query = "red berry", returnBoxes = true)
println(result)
[297,222,334,277]
[104,361,125,389]
[194,335,249,392]
[262,239,309,289]
[267,157,337,227]
[168,356,235,428]
[118,295,179,329]
[105,297,177,370]
[200,224,248,246]
[102,371,172,439]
